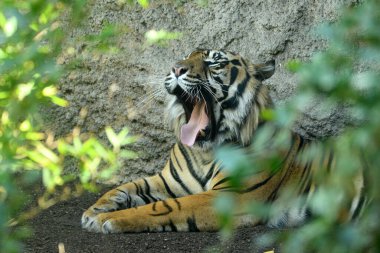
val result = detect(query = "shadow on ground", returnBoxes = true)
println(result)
[24,191,281,253]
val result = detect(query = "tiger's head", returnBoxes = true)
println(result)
[165,49,275,150]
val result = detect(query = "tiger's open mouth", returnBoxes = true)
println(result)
[177,92,215,147]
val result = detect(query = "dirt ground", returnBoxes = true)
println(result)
[24,190,281,253]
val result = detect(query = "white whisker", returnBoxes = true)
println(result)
[137,89,164,107]
[201,82,223,108]
[135,75,166,110]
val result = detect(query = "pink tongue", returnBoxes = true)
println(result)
[181,101,208,146]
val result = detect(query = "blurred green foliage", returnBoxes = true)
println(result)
[216,0,380,252]
[0,0,150,252]
[145,29,182,46]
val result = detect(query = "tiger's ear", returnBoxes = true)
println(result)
[253,59,275,81]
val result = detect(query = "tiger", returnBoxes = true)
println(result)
[81,49,365,233]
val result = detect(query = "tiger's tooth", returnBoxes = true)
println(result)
[199,130,205,136]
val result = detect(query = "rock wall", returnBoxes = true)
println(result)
[46,0,357,183]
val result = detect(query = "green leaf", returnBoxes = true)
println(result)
[0,48,7,59]
[3,16,18,37]
[145,29,182,46]
[42,86,57,97]
[16,82,34,101]
[51,96,69,107]
[0,12,6,27]
[105,127,119,148]
[25,132,45,140]
[42,169,53,190]
[286,59,302,72]
[35,143,59,163]
[216,146,250,174]
[137,0,149,8]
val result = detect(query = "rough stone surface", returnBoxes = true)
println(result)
[44,0,357,182]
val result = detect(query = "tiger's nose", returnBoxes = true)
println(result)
[172,65,188,78]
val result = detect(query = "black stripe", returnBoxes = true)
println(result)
[133,182,139,195]
[326,151,334,172]
[221,95,239,109]
[268,139,302,201]
[215,113,225,137]
[143,178,159,202]
[158,172,177,198]
[133,182,150,204]
[169,160,192,195]
[229,66,239,85]
[201,162,217,187]
[300,161,311,180]
[212,186,235,191]
[213,167,222,178]
[352,192,366,219]
[187,216,200,232]
[221,72,250,109]
[178,144,203,187]
[215,84,230,102]
[214,62,229,69]
[212,177,230,189]
[204,68,210,84]
[268,162,296,202]
[241,58,248,67]
[173,148,184,171]
[302,177,312,195]
[274,134,298,170]
[221,84,230,97]
[214,76,223,84]
[126,195,132,208]
[150,200,173,217]
[241,174,274,193]
[116,188,128,196]
[230,59,242,66]
[297,135,305,152]
[168,219,178,232]
[114,189,129,209]
[162,200,172,212]
[298,162,312,194]
[208,85,217,95]
[305,208,313,219]
[270,136,304,198]
[237,73,250,96]
[152,202,157,211]
[268,175,286,202]
[173,198,182,210]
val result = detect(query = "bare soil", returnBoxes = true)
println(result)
[24,190,281,253]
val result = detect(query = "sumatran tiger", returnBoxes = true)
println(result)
[81,49,365,233]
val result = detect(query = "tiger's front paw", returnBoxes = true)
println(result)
[81,203,111,231]
[81,209,104,232]
[81,201,121,231]
[81,211,121,234]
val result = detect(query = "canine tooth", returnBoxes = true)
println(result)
[199,130,205,136]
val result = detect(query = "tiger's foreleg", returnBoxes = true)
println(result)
[82,191,227,233]
[82,173,176,230]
